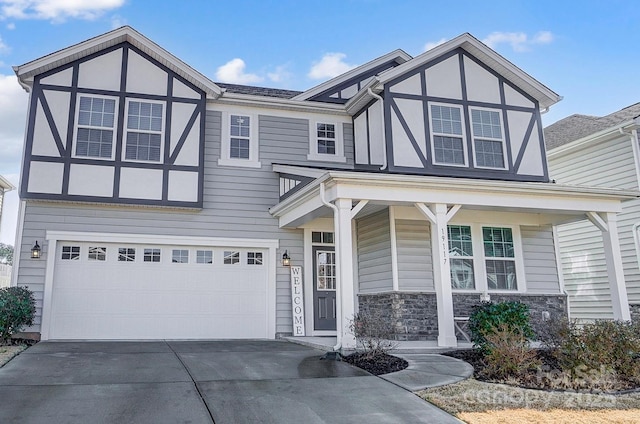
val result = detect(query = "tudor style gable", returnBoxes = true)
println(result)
[352,34,559,182]
[17,28,212,208]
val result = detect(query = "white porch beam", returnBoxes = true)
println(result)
[415,203,458,347]
[336,198,357,349]
[350,200,369,219]
[598,213,631,320]
[586,211,608,233]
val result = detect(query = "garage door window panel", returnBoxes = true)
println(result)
[118,248,136,262]
[144,248,161,263]
[88,247,107,261]
[61,246,80,260]
[224,251,240,265]
[172,249,189,263]
[247,252,263,265]
[196,250,213,264]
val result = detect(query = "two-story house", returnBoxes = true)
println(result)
[546,103,640,322]
[11,27,634,348]
[0,174,14,232]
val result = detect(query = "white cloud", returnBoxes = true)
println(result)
[215,58,264,84]
[109,13,125,29]
[6,22,14,29]
[308,52,356,80]
[0,74,28,171]
[482,31,554,52]
[0,0,125,21]
[424,38,447,52]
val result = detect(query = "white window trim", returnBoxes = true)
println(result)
[218,111,261,168]
[428,101,468,167]
[72,94,119,161]
[122,98,166,164]
[469,106,508,170]
[448,223,526,293]
[307,121,346,163]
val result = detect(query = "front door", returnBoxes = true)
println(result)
[313,246,336,331]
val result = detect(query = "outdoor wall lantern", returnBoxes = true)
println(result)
[31,241,41,259]
[282,250,291,266]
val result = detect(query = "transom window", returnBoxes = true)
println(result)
[171,249,189,263]
[316,123,336,155]
[224,251,240,265]
[196,250,213,264]
[61,245,80,260]
[471,108,505,169]
[125,100,163,162]
[230,115,251,159]
[143,248,161,263]
[247,252,263,265]
[448,226,474,290]
[75,96,116,159]
[88,246,106,261]
[430,104,465,165]
[447,225,520,291]
[118,248,136,262]
[312,231,334,244]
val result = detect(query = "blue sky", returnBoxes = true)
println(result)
[1,0,639,243]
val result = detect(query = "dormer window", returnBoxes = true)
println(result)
[74,95,117,160]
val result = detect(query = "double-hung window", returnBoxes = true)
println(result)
[218,112,261,168]
[308,121,346,162]
[430,104,466,166]
[470,108,506,169]
[75,96,117,159]
[447,224,521,291]
[125,100,164,162]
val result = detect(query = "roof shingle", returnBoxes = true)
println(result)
[215,82,302,99]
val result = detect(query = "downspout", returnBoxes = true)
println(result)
[320,182,342,351]
[367,88,387,171]
[620,127,640,189]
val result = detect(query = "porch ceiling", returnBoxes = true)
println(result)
[269,169,639,228]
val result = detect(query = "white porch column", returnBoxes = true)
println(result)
[415,203,458,347]
[588,212,631,320]
[336,198,357,349]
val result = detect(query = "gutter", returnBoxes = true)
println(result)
[319,182,342,351]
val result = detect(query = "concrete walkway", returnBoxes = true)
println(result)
[0,340,463,424]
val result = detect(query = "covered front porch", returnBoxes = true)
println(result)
[271,166,635,349]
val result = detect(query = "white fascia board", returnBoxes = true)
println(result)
[272,164,328,179]
[344,78,382,115]
[547,120,639,158]
[0,175,15,191]
[378,33,561,109]
[211,93,349,116]
[292,49,412,101]
[45,231,279,249]
[14,26,222,98]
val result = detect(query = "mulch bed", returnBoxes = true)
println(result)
[343,352,408,375]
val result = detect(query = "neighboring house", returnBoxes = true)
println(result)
[11,27,634,348]
[0,174,15,234]
[546,103,640,322]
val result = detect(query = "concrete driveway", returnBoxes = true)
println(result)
[0,340,459,423]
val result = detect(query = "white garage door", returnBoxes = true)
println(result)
[49,241,269,339]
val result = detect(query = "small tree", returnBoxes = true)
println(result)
[0,286,36,344]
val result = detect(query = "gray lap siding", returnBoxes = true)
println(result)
[17,110,356,336]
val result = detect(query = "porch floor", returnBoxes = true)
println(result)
[282,336,472,353]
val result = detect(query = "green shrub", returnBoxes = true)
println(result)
[468,301,534,354]
[554,320,640,384]
[481,323,541,380]
[0,286,36,344]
